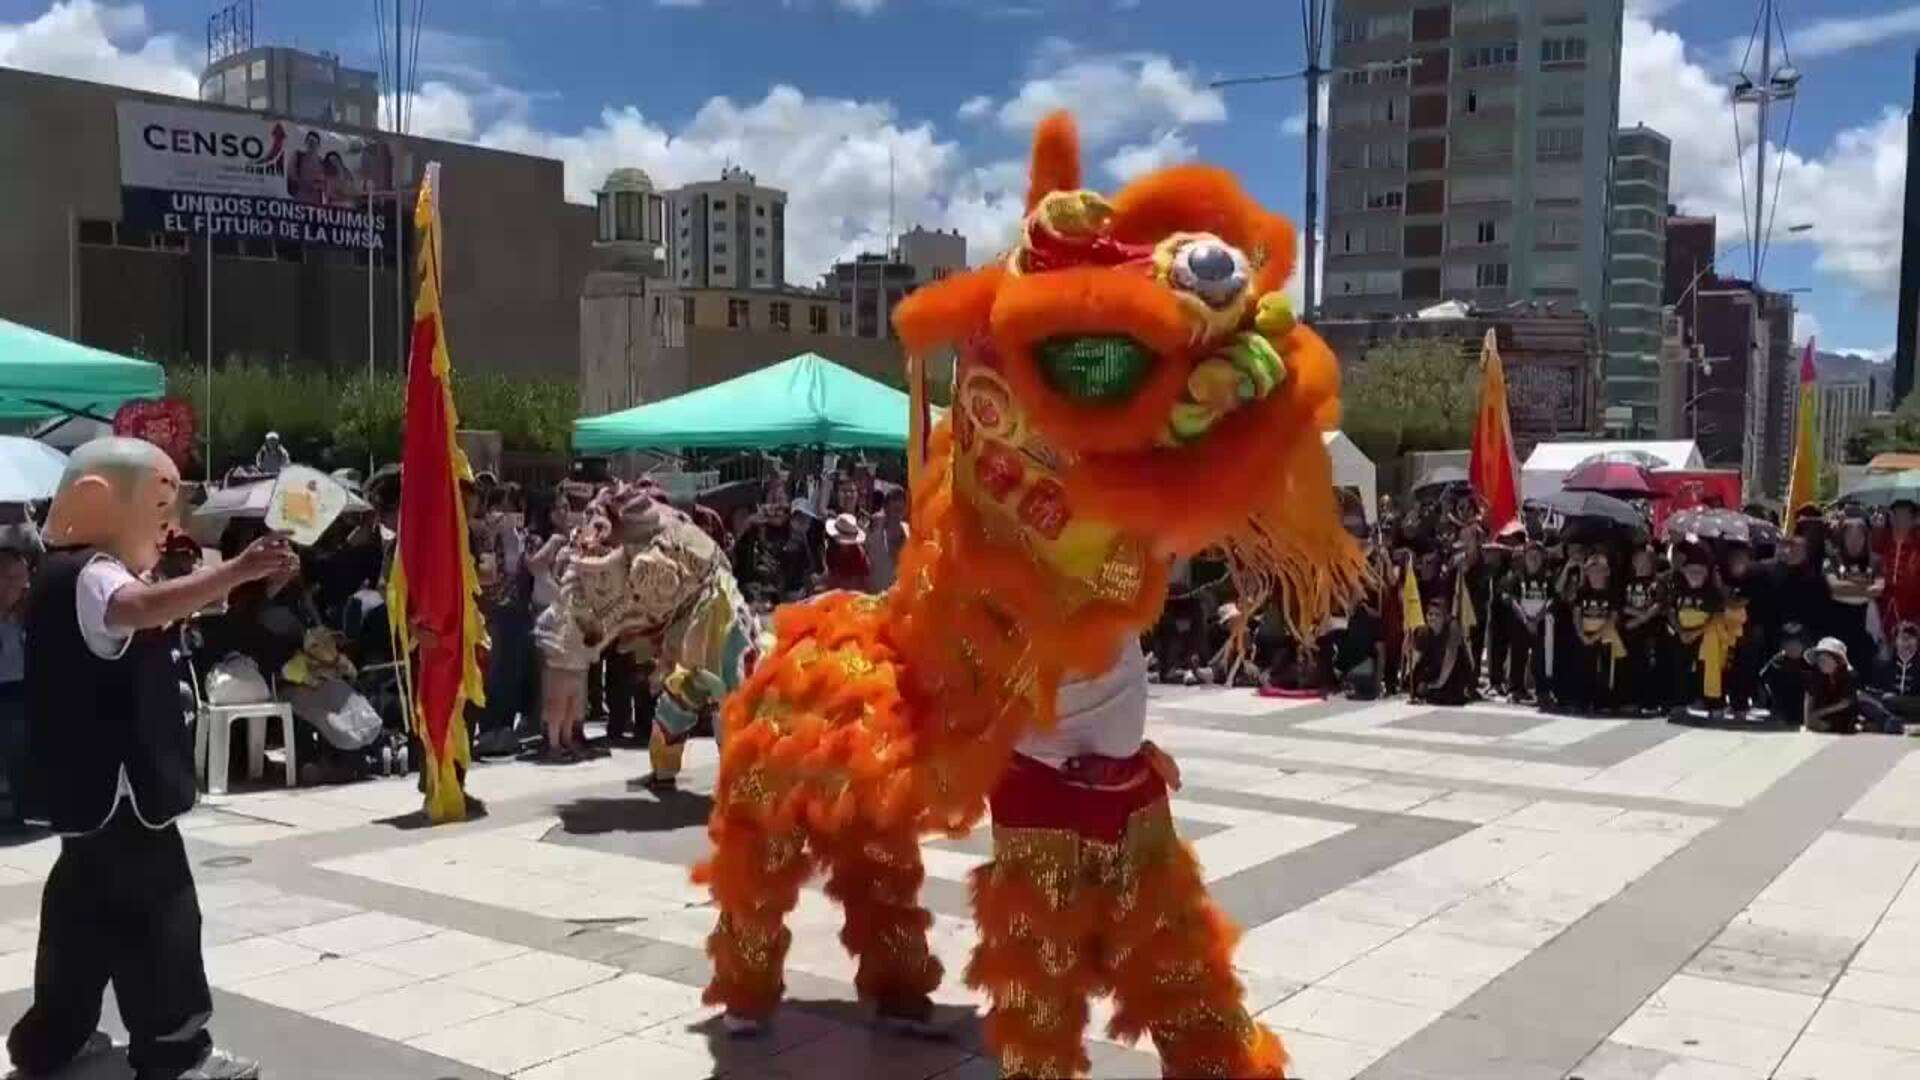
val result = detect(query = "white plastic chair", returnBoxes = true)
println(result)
[185,640,297,795]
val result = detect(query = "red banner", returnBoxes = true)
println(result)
[112,398,198,472]
[1648,470,1743,531]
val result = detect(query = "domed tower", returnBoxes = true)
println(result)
[581,167,677,415]
[594,167,665,274]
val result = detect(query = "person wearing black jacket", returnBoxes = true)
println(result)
[1721,542,1766,718]
[1619,546,1669,715]
[10,439,294,1080]
[1861,620,1920,734]
[1760,622,1813,729]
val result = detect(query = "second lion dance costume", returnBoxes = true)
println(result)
[695,112,1364,1078]
[536,488,759,781]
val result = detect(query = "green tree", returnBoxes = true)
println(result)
[1846,391,1920,463]
[1339,338,1478,464]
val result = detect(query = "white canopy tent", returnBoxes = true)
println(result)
[1521,439,1703,501]
[1324,431,1377,523]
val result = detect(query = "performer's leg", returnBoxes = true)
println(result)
[110,821,215,1075]
[7,834,112,1074]
[820,826,942,1020]
[700,821,812,1022]
[647,722,686,782]
[966,829,1101,1079]
[1104,804,1285,1080]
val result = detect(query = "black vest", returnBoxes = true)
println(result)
[23,549,196,833]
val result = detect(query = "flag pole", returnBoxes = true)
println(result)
[204,217,214,485]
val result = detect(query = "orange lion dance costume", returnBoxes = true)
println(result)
[695,111,1364,1079]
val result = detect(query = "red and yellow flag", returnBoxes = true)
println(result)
[1786,338,1819,514]
[1469,329,1522,536]
[388,163,487,823]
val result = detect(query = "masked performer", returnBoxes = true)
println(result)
[694,112,1364,1079]
[9,438,296,1080]
[536,485,757,786]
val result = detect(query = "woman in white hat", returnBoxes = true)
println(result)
[1804,637,1860,734]
[821,512,871,593]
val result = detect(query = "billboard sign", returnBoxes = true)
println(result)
[116,101,398,254]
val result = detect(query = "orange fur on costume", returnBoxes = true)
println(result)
[696,111,1362,1072]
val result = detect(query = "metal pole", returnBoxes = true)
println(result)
[1302,0,1326,321]
[67,206,77,337]
[204,220,214,485]
[367,201,377,474]
[1752,0,1772,285]
[395,193,406,375]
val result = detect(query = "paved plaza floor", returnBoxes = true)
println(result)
[2,687,1919,1079]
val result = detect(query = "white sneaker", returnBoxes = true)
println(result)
[722,1012,765,1038]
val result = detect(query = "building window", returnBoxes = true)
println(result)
[1476,220,1500,245]
[713,199,727,210]
[715,264,729,276]
[755,246,767,258]
[1462,42,1519,70]
[1538,79,1585,115]
[810,305,829,333]
[343,104,361,125]
[680,205,689,216]
[1538,218,1582,246]
[1366,187,1404,211]
[681,297,695,325]
[755,269,767,280]
[1406,179,1445,213]
[1535,171,1584,202]
[1455,0,1516,21]
[755,225,766,237]
[1462,84,1515,115]
[1536,261,1579,288]
[728,298,750,328]
[1367,142,1405,168]
[1536,128,1583,162]
[771,301,792,330]
[1476,262,1510,289]
[1540,36,1588,66]
[1455,126,1510,160]
[250,59,267,79]
[756,205,767,217]
[714,242,729,255]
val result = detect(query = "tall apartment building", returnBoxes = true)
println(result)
[830,226,970,340]
[1603,125,1670,436]
[199,46,378,126]
[665,166,787,290]
[1322,0,1626,321]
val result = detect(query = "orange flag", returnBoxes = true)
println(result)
[387,163,487,823]
[1469,329,1521,536]
[1786,339,1819,514]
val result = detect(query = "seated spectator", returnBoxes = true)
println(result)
[1861,620,1920,735]
[1410,601,1474,706]
[1804,637,1859,734]
[1760,622,1812,730]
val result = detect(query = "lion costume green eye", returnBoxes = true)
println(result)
[1035,335,1155,402]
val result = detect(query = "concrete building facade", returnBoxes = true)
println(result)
[1604,125,1670,435]
[1816,380,1875,471]
[200,46,379,127]
[665,167,787,291]
[0,67,596,380]
[1322,0,1626,322]
[828,228,969,341]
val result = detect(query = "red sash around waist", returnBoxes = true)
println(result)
[989,751,1167,843]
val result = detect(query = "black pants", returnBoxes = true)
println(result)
[1620,626,1668,711]
[1506,622,1548,701]
[1726,632,1763,713]
[604,650,653,743]
[1485,613,1511,693]
[8,810,212,1077]
[1563,637,1616,714]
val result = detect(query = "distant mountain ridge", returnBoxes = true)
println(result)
[1815,350,1895,410]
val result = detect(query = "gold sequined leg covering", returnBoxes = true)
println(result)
[701,824,812,1020]
[820,827,944,1015]
[966,825,1107,1079]
[648,723,685,779]
[1101,800,1287,1079]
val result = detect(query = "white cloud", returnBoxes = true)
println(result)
[656,0,706,6]
[996,43,1226,146]
[1791,4,1920,60]
[956,94,994,121]
[1282,92,1329,138]
[1104,130,1195,183]
[1625,0,1687,15]
[0,0,197,98]
[1621,13,1909,299]
[1796,310,1822,346]
[836,0,886,12]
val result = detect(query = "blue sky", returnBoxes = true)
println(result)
[1,0,1913,356]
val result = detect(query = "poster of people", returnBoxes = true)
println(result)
[115,101,398,256]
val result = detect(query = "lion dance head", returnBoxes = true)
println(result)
[895,111,1364,647]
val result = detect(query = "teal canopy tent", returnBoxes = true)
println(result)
[574,352,915,452]
[0,318,165,422]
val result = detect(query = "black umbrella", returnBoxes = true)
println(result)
[1532,490,1646,529]
[1414,465,1470,494]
